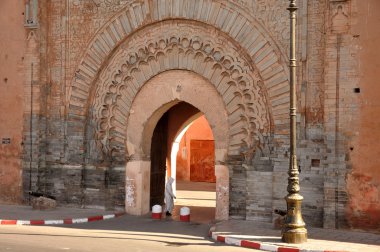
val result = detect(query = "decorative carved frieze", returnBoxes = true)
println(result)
[90,21,272,163]
[330,2,350,34]
[234,0,290,57]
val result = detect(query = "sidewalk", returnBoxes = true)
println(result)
[209,220,380,252]
[0,204,124,225]
[2,203,380,252]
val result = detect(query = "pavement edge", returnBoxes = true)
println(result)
[0,212,125,225]
[208,229,348,252]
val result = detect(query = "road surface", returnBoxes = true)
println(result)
[0,215,257,252]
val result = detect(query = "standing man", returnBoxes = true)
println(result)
[165,177,176,216]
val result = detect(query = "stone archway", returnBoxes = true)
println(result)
[66,3,289,220]
[86,20,272,165]
[125,70,230,219]
[81,21,275,219]
[67,2,290,163]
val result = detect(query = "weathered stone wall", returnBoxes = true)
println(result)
[322,0,354,229]
[296,0,328,228]
[0,0,379,231]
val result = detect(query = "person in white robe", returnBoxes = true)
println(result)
[164,177,176,216]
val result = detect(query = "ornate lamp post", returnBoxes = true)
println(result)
[282,0,308,243]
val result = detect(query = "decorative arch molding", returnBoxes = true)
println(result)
[85,20,276,164]
[126,70,230,161]
[69,0,288,79]
[68,1,291,156]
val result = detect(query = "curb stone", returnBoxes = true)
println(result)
[0,212,125,225]
[209,229,348,252]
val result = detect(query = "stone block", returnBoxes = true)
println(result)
[31,197,57,210]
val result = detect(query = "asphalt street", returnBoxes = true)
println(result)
[0,215,256,252]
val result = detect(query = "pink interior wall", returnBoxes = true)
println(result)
[176,115,214,181]
[166,103,199,178]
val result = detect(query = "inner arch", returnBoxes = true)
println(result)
[149,101,216,222]
[126,70,229,161]
[125,70,230,219]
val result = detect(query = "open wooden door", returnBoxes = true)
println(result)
[150,113,168,207]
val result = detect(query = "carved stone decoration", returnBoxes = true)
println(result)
[331,3,350,34]
[68,0,132,74]
[66,0,290,89]
[243,0,290,58]
[71,0,132,14]
[67,0,291,164]
[90,21,272,162]
[304,0,327,127]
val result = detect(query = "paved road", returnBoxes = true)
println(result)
[0,215,256,252]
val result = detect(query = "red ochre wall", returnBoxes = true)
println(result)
[0,1,26,203]
[347,0,380,230]
[176,115,214,181]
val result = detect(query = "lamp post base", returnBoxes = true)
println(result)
[282,227,308,243]
[281,193,308,243]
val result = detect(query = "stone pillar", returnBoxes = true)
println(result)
[125,160,150,215]
[215,164,229,220]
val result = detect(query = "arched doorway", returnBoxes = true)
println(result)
[149,111,169,208]
[69,15,280,221]
[172,114,217,222]
[149,101,217,222]
[125,70,230,219]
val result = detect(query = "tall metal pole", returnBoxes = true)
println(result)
[282,0,307,243]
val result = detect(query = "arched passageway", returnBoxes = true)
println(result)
[149,102,217,222]
[149,102,200,207]
[172,114,216,223]
[70,14,280,222]
[125,70,230,220]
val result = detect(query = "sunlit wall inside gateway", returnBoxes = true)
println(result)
[170,115,215,193]
[169,114,217,222]
[176,116,215,182]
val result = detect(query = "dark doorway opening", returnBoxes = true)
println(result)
[149,112,168,208]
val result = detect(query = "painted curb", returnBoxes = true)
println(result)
[0,212,125,225]
[209,230,348,252]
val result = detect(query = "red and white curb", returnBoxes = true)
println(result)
[208,230,347,252]
[0,212,125,225]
